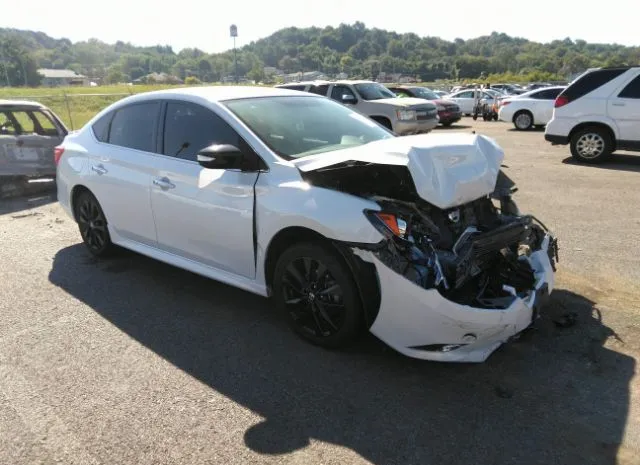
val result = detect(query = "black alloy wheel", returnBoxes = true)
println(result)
[273,242,363,348]
[75,191,114,257]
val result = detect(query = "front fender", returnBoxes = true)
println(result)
[254,176,383,286]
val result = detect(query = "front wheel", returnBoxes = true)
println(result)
[272,242,364,349]
[74,190,115,257]
[570,127,613,163]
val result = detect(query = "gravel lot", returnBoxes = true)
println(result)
[1,120,639,465]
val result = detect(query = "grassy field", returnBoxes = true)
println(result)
[1,81,445,129]
[1,84,215,129]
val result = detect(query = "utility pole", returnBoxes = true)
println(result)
[230,24,238,84]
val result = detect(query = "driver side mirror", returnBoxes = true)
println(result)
[341,94,357,104]
[197,144,244,170]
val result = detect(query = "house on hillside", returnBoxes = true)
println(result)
[283,70,327,83]
[133,72,183,85]
[38,69,89,87]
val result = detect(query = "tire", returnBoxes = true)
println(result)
[272,242,364,349]
[569,126,613,164]
[74,190,116,257]
[441,122,453,127]
[513,110,533,130]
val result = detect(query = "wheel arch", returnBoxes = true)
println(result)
[569,122,617,151]
[369,115,393,129]
[264,226,382,327]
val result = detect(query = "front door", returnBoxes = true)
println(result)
[150,100,258,279]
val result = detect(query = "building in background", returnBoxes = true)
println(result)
[38,69,89,87]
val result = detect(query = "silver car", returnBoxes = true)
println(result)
[0,100,68,193]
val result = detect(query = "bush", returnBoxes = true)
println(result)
[185,76,202,85]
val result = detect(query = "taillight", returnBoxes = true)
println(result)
[554,96,570,108]
[54,146,64,165]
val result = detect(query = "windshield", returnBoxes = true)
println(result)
[353,83,397,101]
[407,87,439,100]
[223,96,394,160]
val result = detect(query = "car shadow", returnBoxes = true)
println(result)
[562,154,640,173]
[506,126,546,133]
[48,244,634,465]
[0,178,57,215]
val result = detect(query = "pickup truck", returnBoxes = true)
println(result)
[275,80,439,135]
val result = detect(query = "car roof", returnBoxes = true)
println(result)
[0,99,48,109]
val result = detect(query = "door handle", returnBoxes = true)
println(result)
[153,177,176,190]
[91,164,107,175]
[612,102,626,107]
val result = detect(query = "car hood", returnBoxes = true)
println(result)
[372,97,437,108]
[292,132,504,210]
[434,99,459,108]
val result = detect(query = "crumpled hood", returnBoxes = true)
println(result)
[292,133,504,210]
[374,97,437,108]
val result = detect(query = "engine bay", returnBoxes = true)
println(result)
[300,162,559,309]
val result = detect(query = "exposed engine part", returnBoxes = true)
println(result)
[362,190,554,310]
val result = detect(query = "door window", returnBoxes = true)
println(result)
[309,85,329,95]
[108,102,160,152]
[618,75,640,98]
[162,101,242,162]
[0,111,18,135]
[330,85,357,101]
[455,91,474,99]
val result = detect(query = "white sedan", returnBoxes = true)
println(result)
[55,86,558,363]
[443,89,498,114]
[498,86,565,130]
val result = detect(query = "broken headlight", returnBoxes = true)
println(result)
[364,210,408,239]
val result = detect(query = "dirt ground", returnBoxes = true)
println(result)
[1,120,639,465]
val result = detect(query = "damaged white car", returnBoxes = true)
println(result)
[56,87,558,363]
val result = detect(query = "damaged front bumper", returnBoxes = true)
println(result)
[354,234,557,363]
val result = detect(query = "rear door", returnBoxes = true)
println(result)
[530,88,564,124]
[86,101,161,247]
[448,91,474,113]
[607,73,640,144]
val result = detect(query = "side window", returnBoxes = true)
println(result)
[309,85,329,96]
[330,85,356,101]
[533,88,563,100]
[562,68,627,101]
[8,111,36,134]
[31,110,58,135]
[618,75,640,99]
[108,102,160,152]
[456,91,474,99]
[92,111,114,142]
[392,89,410,97]
[162,101,241,162]
[0,111,18,135]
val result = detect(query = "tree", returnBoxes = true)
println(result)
[247,64,265,82]
[0,36,42,86]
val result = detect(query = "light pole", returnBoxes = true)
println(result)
[230,24,238,84]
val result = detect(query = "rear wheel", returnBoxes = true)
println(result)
[272,242,363,349]
[570,126,613,164]
[74,190,115,257]
[513,111,533,130]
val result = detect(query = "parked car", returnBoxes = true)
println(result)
[276,80,439,135]
[545,66,640,163]
[431,90,449,98]
[387,85,462,126]
[444,89,498,115]
[491,84,526,95]
[0,99,68,191]
[56,86,558,363]
[498,86,566,130]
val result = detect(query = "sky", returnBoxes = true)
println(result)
[1,0,638,53]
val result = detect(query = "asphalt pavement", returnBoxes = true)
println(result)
[1,120,639,465]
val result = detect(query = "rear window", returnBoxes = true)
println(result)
[561,68,627,101]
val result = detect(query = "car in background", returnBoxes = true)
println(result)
[387,85,462,126]
[56,86,557,363]
[432,90,449,98]
[276,80,439,135]
[545,66,640,163]
[1,100,68,192]
[491,84,526,95]
[443,89,498,115]
[498,86,565,130]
